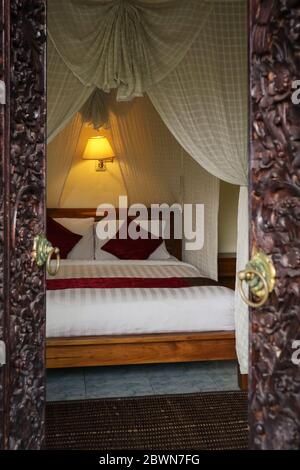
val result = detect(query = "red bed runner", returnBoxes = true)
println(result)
[47,277,189,290]
[47,277,219,290]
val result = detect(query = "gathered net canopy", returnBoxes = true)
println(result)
[48,95,219,280]
[48,0,212,102]
[147,1,248,372]
[47,39,93,142]
[108,95,219,279]
[47,0,248,373]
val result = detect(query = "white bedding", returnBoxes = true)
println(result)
[46,259,235,337]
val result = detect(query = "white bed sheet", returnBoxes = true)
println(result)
[46,259,235,337]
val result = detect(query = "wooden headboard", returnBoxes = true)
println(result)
[47,208,183,261]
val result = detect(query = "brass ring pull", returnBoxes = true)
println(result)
[32,234,61,276]
[238,251,276,308]
[238,268,269,308]
[46,247,60,277]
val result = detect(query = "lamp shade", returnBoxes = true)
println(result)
[82,136,115,160]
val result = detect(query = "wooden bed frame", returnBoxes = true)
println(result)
[46,332,236,368]
[46,208,237,369]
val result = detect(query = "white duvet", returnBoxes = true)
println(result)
[46,259,235,337]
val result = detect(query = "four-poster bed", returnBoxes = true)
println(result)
[46,208,237,369]
[47,0,248,376]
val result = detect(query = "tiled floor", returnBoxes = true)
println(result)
[47,360,239,401]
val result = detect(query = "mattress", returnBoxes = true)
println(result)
[46,259,235,337]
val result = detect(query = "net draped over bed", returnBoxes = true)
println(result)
[108,95,220,280]
[47,0,248,373]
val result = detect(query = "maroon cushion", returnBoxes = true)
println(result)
[47,216,82,259]
[101,223,163,260]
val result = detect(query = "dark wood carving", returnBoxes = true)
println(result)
[0,0,5,451]
[250,0,300,449]
[0,0,46,449]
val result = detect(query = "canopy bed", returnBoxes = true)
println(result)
[46,208,236,369]
[46,0,248,375]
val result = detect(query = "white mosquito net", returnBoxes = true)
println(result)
[47,0,248,373]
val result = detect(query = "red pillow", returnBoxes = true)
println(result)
[47,216,82,259]
[101,223,163,260]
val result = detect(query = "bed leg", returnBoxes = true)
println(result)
[237,364,248,391]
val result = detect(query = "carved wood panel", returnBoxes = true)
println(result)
[0,0,5,451]
[250,0,300,449]
[0,0,46,450]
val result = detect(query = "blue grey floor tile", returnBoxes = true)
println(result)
[85,374,154,399]
[85,364,149,382]
[184,362,217,379]
[47,368,86,401]
[150,372,217,395]
[145,363,188,380]
[209,360,238,374]
[211,374,239,391]
[46,360,239,401]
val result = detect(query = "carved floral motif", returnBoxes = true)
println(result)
[0,0,46,450]
[250,0,300,450]
[0,0,5,450]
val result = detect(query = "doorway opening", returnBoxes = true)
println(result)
[45,0,248,450]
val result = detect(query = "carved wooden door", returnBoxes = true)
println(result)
[0,0,47,449]
[248,0,300,450]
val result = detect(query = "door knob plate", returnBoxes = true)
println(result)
[238,251,276,307]
[32,233,53,266]
[32,233,60,276]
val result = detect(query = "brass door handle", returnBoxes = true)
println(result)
[32,234,60,276]
[238,251,276,308]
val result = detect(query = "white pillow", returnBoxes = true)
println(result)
[67,225,94,260]
[94,222,119,260]
[148,241,172,260]
[53,217,95,236]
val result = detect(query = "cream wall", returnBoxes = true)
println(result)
[218,181,239,254]
[58,125,127,208]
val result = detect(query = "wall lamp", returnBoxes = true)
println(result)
[82,136,116,171]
